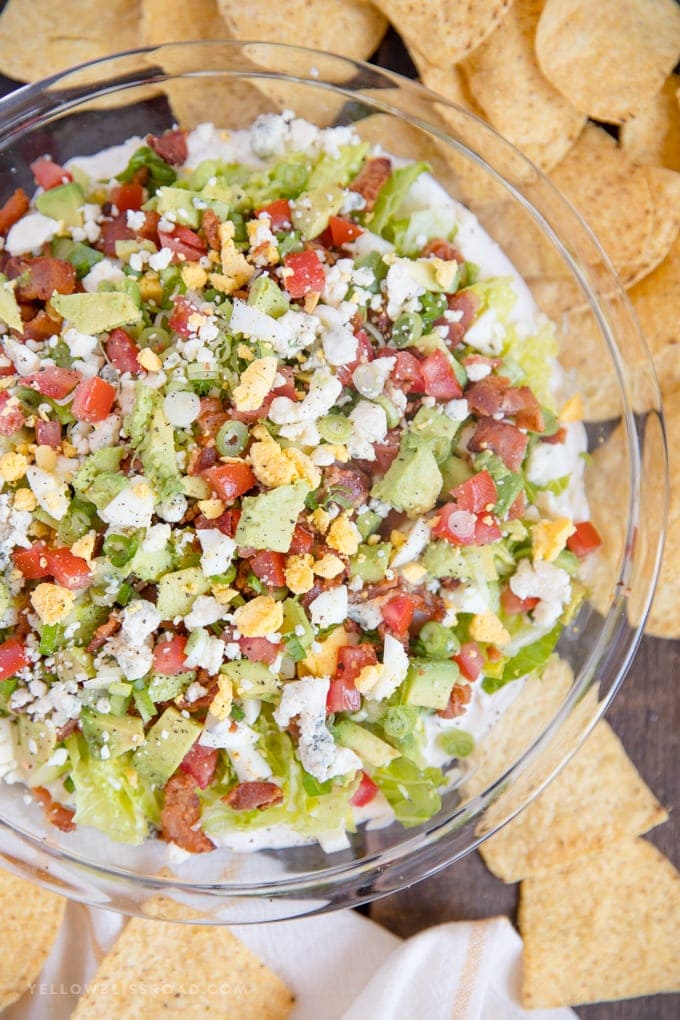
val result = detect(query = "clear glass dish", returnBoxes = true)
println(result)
[0,42,667,923]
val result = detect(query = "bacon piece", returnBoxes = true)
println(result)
[9,256,77,301]
[466,375,544,432]
[469,418,529,472]
[356,428,401,477]
[87,615,121,653]
[421,238,464,262]
[202,207,221,249]
[160,771,215,854]
[322,464,370,508]
[438,683,472,719]
[438,290,479,347]
[147,129,188,166]
[349,157,392,211]
[224,781,284,811]
[19,309,61,341]
[0,188,29,235]
[33,786,76,833]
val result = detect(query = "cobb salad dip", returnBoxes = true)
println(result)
[0,113,602,854]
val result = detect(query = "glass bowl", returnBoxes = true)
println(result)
[0,42,667,923]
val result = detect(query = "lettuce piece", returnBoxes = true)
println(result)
[392,206,457,257]
[307,143,370,189]
[369,161,429,237]
[466,276,518,324]
[66,736,160,845]
[482,626,562,694]
[116,145,177,194]
[506,318,559,410]
[373,756,444,827]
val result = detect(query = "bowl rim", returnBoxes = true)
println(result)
[0,40,668,912]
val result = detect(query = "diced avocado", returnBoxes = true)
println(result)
[408,406,458,463]
[67,600,110,648]
[356,509,382,540]
[0,580,9,621]
[422,541,498,584]
[138,400,182,502]
[133,707,202,787]
[291,184,344,240]
[155,186,200,229]
[123,382,157,447]
[73,446,126,495]
[0,679,17,715]
[372,443,442,518]
[17,716,56,767]
[50,291,142,333]
[222,660,281,702]
[182,475,212,499]
[80,708,144,759]
[147,671,194,703]
[53,647,95,683]
[200,177,232,204]
[0,274,23,332]
[334,719,400,768]
[349,542,391,583]
[128,544,174,582]
[235,481,309,553]
[52,237,103,277]
[281,598,314,650]
[404,658,460,710]
[439,454,473,496]
[36,182,84,227]
[86,473,128,512]
[248,275,289,318]
[156,567,212,619]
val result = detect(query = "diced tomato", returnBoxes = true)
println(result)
[239,637,280,665]
[147,129,188,167]
[336,328,374,386]
[106,328,141,375]
[0,188,29,235]
[381,594,416,635]
[168,295,199,338]
[567,520,603,558]
[26,366,80,399]
[0,391,25,436]
[202,461,256,504]
[255,199,292,231]
[328,215,363,246]
[99,213,134,256]
[326,675,362,714]
[500,587,539,616]
[13,541,51,580]
[178,743,218,791]
[109,182,144,212]
[454,642,484,683]
[30,157,72,190]
[0,637,28,681]
[350,770,379,807]
[421,349,462,400]
[71,377,116,423]
[377,349,425,394]
[35,419,61,447]
[450,470,497,515]
[153,634,188,675]
[288,524,315,555]
[336,643,378,684]
[283,250,325,299]
[158,224,207,261]
[47,548,92,590]
[433,503,501,546]
[249,550,286,588]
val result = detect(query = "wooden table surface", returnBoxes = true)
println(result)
[0,24,677,1019]
[367,31,680,1020]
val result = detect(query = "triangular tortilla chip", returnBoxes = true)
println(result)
[71,913,295,1019]
[480,720,667,881]
[519,838,680,1008]
[621,73,680,172]
[0,867,65,1010]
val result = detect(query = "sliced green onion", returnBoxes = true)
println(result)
[420,291,447,328]
[133,686,156,725]
[215,420,249,457]
[115,582,135,607]
[373,396,400,429]
[318,414,353,444]
[103,532,140,569]
[391,311,423,348]
[57,499,96,546]
[419,621,460,660]
[39,624,63,656]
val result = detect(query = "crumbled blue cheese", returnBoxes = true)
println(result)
[273,677,361,782]
[199,718,273,782]
[197,529,236,577]
[510,559,571,627]
[347,400,388,460]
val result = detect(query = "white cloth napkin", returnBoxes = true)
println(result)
[5,902,577,1019]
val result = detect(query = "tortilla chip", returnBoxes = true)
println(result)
[629,231,680,366]
[374,0,514,68]
[480,720,667,881]
[0,0,140,83]
[463,0,585,171]
[645,392,680,638]
[216,0,387,62]
[621,74,680,172]
[519,838,680,1008]
[549,124,680,287]
[535,0,680,125]
[71,915,295,1019]
[0,867,65,1010]
[462,656,574,802]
